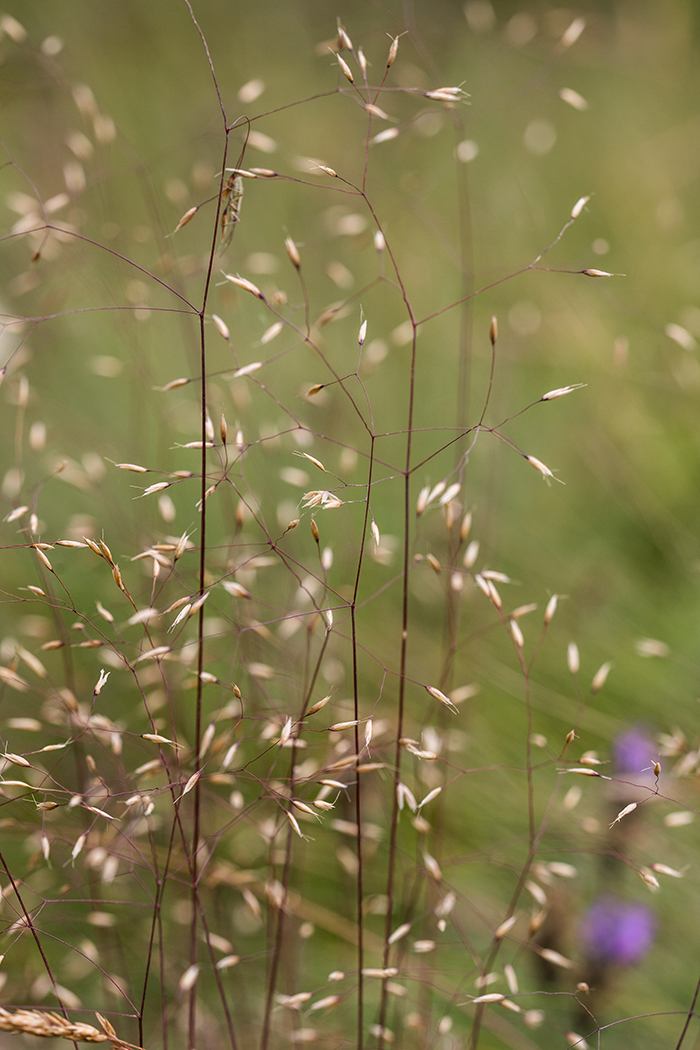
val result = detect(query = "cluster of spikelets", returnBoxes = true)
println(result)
[0,1009,142,1048]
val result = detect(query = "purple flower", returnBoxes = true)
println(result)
[612,727,655,776]
[580,896,656,966]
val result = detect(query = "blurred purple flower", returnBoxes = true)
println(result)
[580,896,656,966]
[612,727,655,775]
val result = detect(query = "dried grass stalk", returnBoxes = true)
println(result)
[0,1009,143,1049]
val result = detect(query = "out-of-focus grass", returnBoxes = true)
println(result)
[1,2,700,1048]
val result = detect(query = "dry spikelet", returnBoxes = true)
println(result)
[590,661,612,694]
[427,553,441,573]
[512,602,537,619]
[464,539,479,567]
[174,205,198,231]
[135,645,171,663]
[418,786,442,809]
[280,717,293,746]
[544,593,558,624]
[423,851,442,881]
[160,377,189,391]
[99,539,114,564]
[495,915,517,939]
[180,770,201,800]
[416,485,430,515]
[539,948,573,969]
[336,25,353,50]
[310,995,340,1012]
[94,668,110,695]
[425,86,466,102]
[439,481,461,505]
[3,751,30,767]
[286,809,304,838]
[212,313,230,340]
[139,482,170,497]
[232,361,263,378]
[560,17,586,49]
[223,273,265,299]
[365,103,392,120]
[387,35,399,67]
[510,619,525,649]
[278,992,312,1009]
[570,195,591,219]
[610,802,637,827]
[285,236,301,269]
[112,563,128,594]
[179,964,199,993]
[306,692,331,718]
[640,869,660,890]
[525,454,562,483]
[5,504,28,523]
[651,862,684,878]
[32,546,53,571]
[504,963,519,994]
[261,320,284,344]
[199,721,216,759]
[582,268,615,278]
[336,54,354,84]
[486,579,502,610]
[567,642,580,674]
[388,922,411,945]
[425,685,459,714]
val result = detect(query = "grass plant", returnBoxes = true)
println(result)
[1,3,700,1049]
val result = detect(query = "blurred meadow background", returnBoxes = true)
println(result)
[1,1,700,1048]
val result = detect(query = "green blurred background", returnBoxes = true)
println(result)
[2,1,700,1048]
